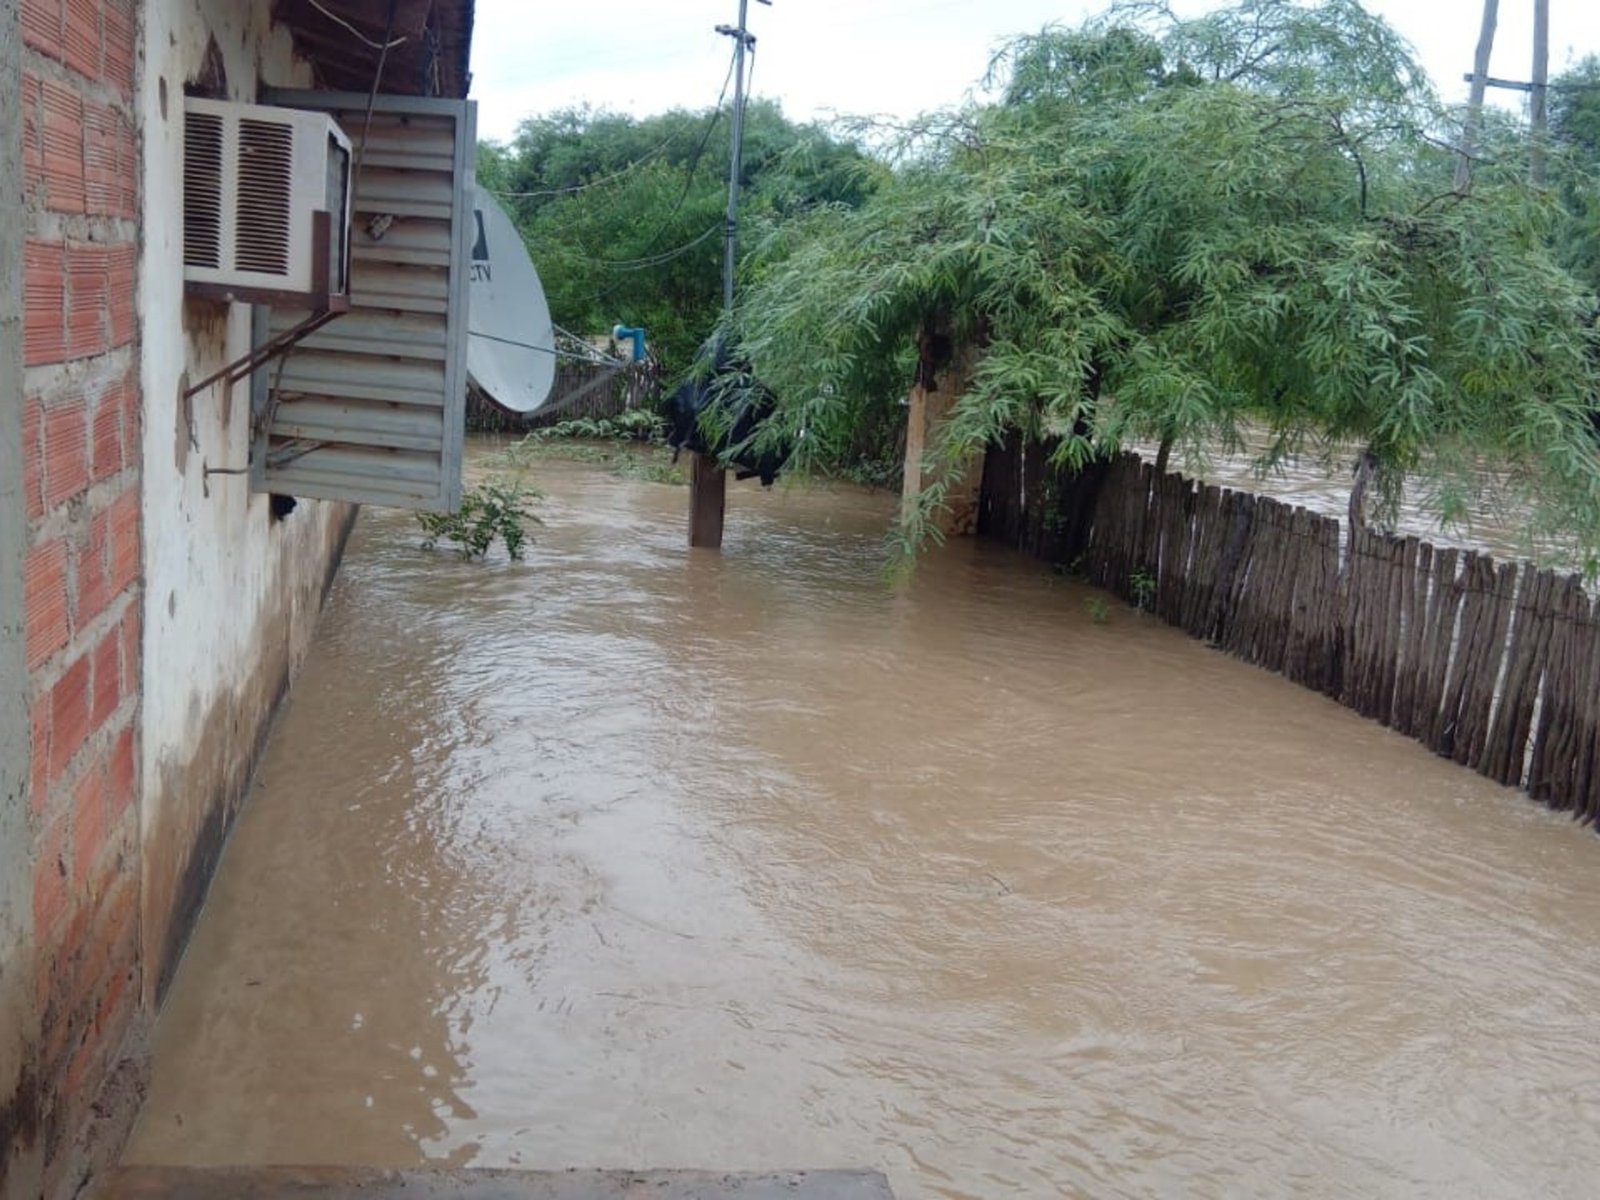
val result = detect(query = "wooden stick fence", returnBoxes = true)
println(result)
[977,440,1600,824]
[465,358,660,434]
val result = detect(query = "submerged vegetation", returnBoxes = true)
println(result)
[724,0,1600,568]
[501,410,687,485]
[418,478,541,560]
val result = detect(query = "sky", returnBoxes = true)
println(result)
[469,1,1600,144]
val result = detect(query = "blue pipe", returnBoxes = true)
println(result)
[612,325,646,363]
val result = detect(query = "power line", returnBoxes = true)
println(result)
[581,224,723,271]
[486,133,680,199]
[489,52,738,206]
[630,51,740,255]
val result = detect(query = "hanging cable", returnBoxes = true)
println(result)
[627,47,739,255]
[307,0,408,50]
[487,132,679,200]
[488,54,738,202]
[350,1,399,190]
[576,224,722,271]
[468,330,627,365]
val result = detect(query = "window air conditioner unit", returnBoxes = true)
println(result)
[183,97,353,307]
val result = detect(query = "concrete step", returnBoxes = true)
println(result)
[97,1167,895,1200]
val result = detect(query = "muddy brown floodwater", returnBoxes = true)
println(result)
[128,445,1600,1199]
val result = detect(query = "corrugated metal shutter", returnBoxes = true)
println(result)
[250,90,476,512]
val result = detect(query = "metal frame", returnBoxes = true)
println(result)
[249,89,476,511]
[182,210,350,402]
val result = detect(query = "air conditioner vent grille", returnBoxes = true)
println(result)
[183,110,224,269]
[183,98,353,302]
[235,118,295,275]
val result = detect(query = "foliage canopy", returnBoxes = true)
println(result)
[731,0,1600,567]
[479,99,880,372]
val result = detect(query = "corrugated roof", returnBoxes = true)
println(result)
[272,0,475,99]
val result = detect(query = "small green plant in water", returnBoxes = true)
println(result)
[417,477,541,560]
[521,409,665,445]
[1129,567,1157,611]
[1085,596,1111,625]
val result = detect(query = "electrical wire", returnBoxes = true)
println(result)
[351,2,399,192]
[488,133,680,200]
[307,0,408,50]
[469,330,627,365]
[582,224,723,271]
[489,54,738,203]
[626,48,738,256]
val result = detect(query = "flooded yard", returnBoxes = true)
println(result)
[126,448,1600,1199]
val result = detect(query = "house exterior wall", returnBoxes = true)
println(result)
[2,8,45,1198]
[2,1,359,1195]
[136,0,356,1008]
[16,0,144,1194]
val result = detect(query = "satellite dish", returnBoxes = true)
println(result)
[467,187,556,414]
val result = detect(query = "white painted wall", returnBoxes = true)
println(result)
[138,0,355,978]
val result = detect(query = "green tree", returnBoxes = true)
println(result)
[1550,55,1600,294]
[734,0,1600,567]
[479,100,877,373]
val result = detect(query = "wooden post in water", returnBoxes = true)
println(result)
[689,452,728,550]
[902,326,985,538]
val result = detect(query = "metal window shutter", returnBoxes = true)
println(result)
[250,90,476,512]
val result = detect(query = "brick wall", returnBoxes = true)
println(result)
[17,0,142,1192]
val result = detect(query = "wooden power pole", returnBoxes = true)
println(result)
[688,0,769,550]
[1457,0,1500,191]
[1531,0,1550,185]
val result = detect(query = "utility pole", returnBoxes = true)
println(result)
[691,0,769,550]
[717,0,768,309]
[1456,0,1499,191]
[1531,0,1550,185]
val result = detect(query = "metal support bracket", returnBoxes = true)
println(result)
[182,305,344,402]
[182,210,349,401]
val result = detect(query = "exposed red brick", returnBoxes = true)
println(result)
[64,0,101,82]
[31,694,52,819]
[106,726,135,820]
[49,654,92,781]
[25,539,69,670]
[62,1028,105,1107]
[118,603,140,683]
[67,243,109,361]
[120,372,142,455]
[117,608,141,739]
[92,388,123,481]
[58,873,135,1045]
[33,816,68,939]
[43,395,88,509]
[91,625,120,726]
[75,510,111,630]
[21,73,43,195]
[102,3,134,97]
[72,760,107,884]
[108,491,140,595]
[84,104,134,219]
[23,396,45,521]
[40,76,85,215]
[24,240,67,367]
[106,242,137,346]
[21,0,63,59]
[95,961,133,1032]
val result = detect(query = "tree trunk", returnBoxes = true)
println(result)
[1456,0,1500,192]
[1348,445,1379,532]
[1153,431,1174,476]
